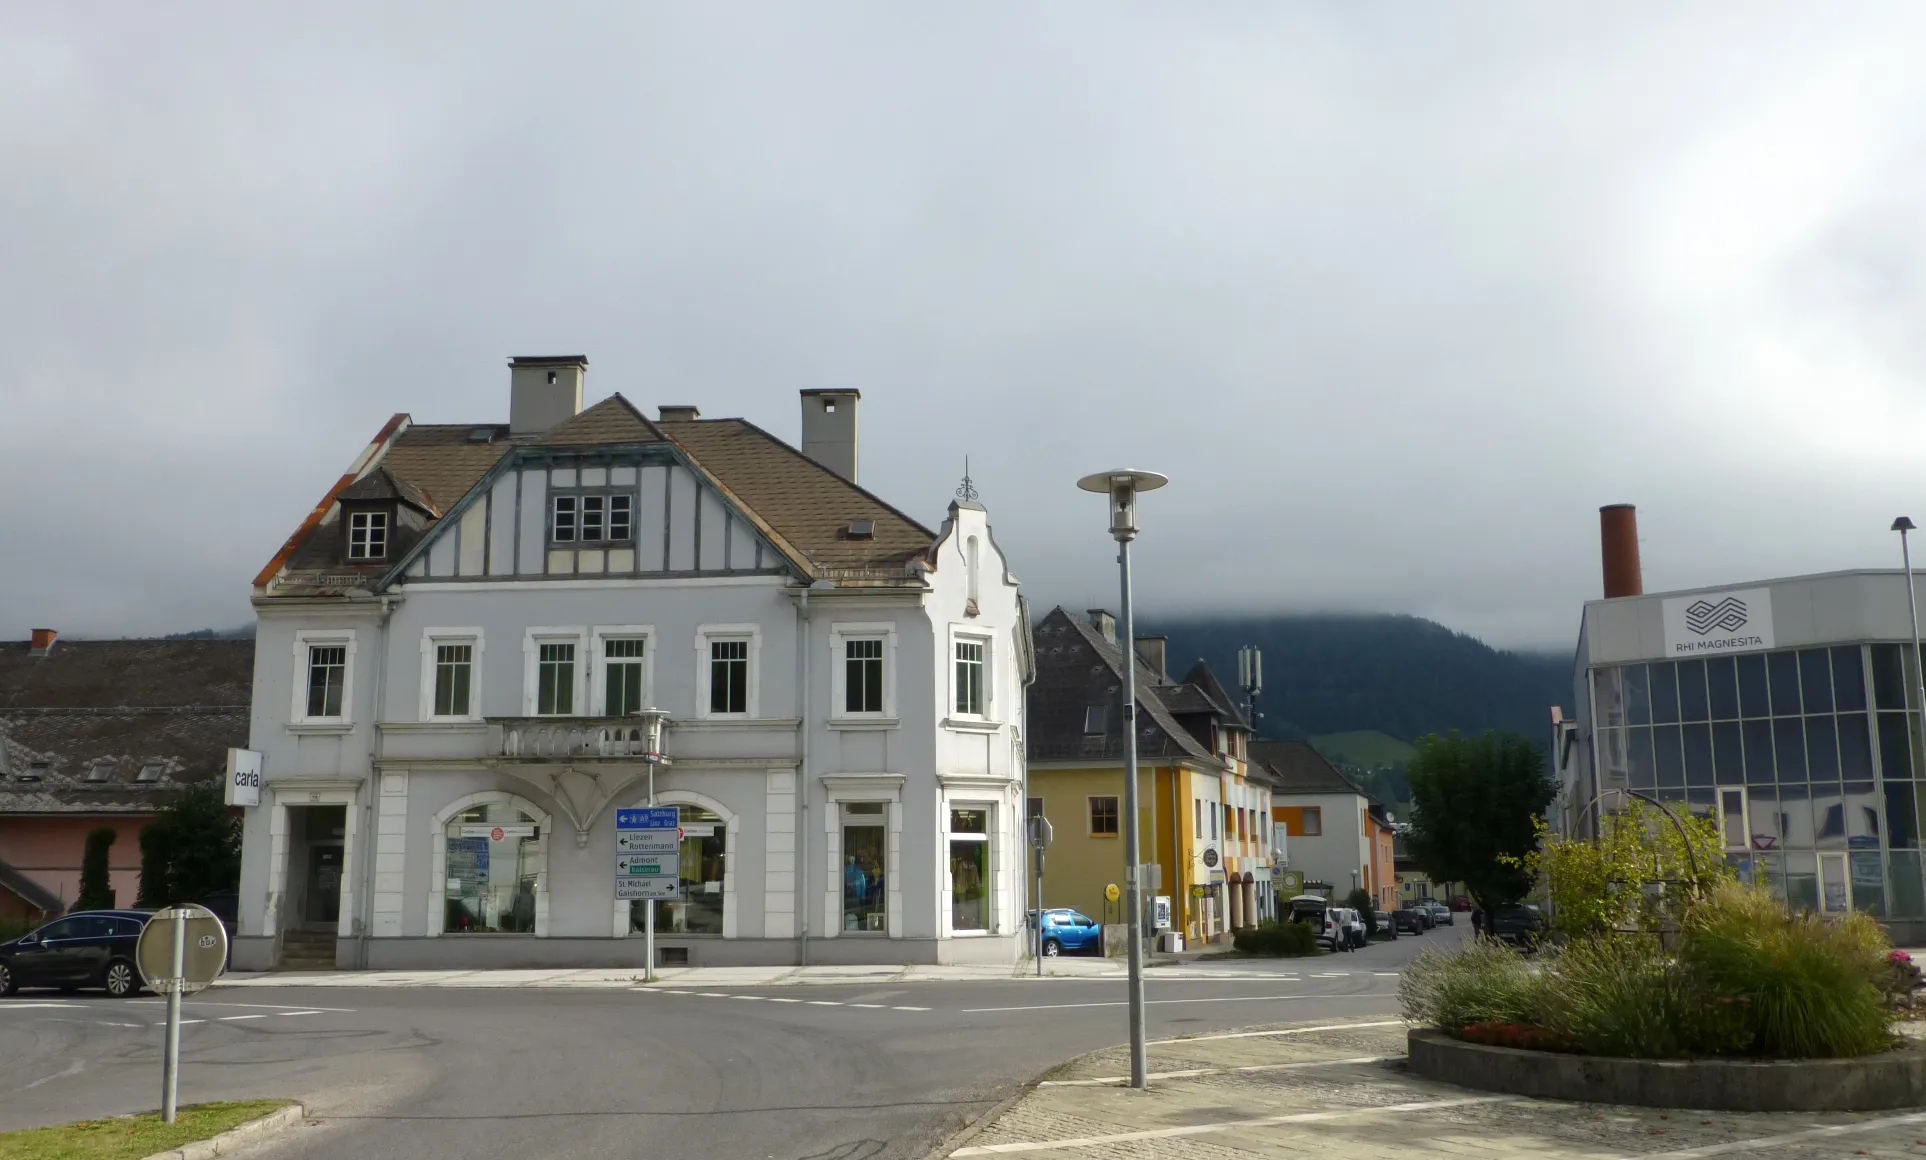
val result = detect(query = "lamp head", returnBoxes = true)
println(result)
[1076,469,1168,541]
[634,707,671,762]
[1896,517,1918,534]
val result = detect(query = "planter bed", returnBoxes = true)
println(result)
[1408,1028,1926,1112]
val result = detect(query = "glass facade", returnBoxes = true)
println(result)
[1591,643,1926,920]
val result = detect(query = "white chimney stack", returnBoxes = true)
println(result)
[509,355,587,435]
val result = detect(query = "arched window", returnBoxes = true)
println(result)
[444,803,544,934]
[630,805,727,935]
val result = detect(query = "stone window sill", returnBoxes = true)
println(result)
[828,717,900,731]
[288,722,354,735]
[942,718,1001,734]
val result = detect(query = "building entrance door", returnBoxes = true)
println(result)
[306,845,343,926]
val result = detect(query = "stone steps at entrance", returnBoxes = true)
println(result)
[278,930,338,971]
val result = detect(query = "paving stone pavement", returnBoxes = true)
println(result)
[948,1019,1926,1158]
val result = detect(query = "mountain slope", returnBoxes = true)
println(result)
[1144,614,1570,743]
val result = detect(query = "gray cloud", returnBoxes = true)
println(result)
[6,3,1926,648]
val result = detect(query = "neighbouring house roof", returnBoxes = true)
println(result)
[336,467,440,516]
[0,855,63,914]
[1180,660,1249,730]
[0,639,253,816]
[258,392,942,597]
[1251,739,1369,797]
[1027,608,1225,768]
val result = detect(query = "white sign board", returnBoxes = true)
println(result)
[1662,588,1775,657]
[615,878,681,900]
[224,749,262,807]
[459,824,538,840]
[615,807,681,901]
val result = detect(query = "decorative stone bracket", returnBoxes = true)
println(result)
[489,762,645,848]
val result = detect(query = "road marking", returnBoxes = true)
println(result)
[1149,1019,1404,1045]
[893,1005,932,1011]
[218,1014,266,1021]
[765,997,803,1003]
[696,992,731,998]
[174,1019,207,1025]
[1042,1055,1393,1087]
[848,1003,886,1009]
[949,1095,1514,1155]
[278,1011,324,1016]
[806,1000,842,1006]
[129,1000,358,1013]
[730,995,765,1001]
[1631,1110,1926,1158]
[964,993,1395,1014]
[0,1002,84,1010]
[21,1059,84,1090]
[1372,972,1401,977]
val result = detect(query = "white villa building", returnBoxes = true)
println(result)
[232,358,1031,970]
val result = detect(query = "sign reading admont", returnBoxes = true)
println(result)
[1662,588,1775,656]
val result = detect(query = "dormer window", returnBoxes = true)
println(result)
[347,510,389,561]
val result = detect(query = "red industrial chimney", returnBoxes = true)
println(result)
[28,628,57,657]
[1600,504,1642,599]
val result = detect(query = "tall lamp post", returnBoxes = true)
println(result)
[635,708,672,983]
[1077,467,1167,1091]
[1895,519,1926,729]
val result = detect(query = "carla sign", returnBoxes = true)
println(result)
[1661,588,1774,656]
[224,749,263,807]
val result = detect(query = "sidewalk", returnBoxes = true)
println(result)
[945,1019,1926,1158]
[214,955,1369,989]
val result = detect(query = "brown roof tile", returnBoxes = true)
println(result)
[377,424,514,513]
[534,394,663,446]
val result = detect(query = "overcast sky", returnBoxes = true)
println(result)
[6,5,1926,651]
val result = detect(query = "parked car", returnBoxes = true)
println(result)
[0,910,153,997]
[1449,897,1473,911]
[1425,902,1453,927]
[1287,895,1345,952]
[1027,908,1103,956]
[1331,907,1367,950]
[1393,906,1429,934]
[1486,903,1548,947]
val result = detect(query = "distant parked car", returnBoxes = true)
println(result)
[1486,904,1548,947]
[1332,907,1367,950]
[0,910,153,997]
[1449,897,1472,911]
[1027,909,1103,956]
[1392,906,1428,934]
[1287,895,1345,952]
[1425,902,1453,927]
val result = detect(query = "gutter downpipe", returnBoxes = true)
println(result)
[359,593,395,971]
[797,582,814,968]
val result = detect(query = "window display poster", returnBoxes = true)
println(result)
[448,837,488,893]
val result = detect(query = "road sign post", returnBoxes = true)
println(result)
[1027,816,1053,976]
[135,904,228,1123]
[616,805,680,980]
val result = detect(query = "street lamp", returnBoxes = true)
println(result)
[1896,519,1926,730]
[634,708,672,982]
[1077,467,1167,1091]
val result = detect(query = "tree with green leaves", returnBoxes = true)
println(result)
[1404,730,1554,922]
[1518,800,1733,938]
[1344,886,1379,935]
[77,827,117,910]
[138,783,241,908]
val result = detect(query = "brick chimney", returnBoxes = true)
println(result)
[1086,609,1117,645]
[1600,504,1643,598]
[1134,635,1167,681]
[29,628,56,657]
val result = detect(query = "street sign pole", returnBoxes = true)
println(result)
[161,908,185,1122]
[646,763,656,985]
[1034,846,1044,977]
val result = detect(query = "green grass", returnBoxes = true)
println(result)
[0,1101,291,1160]
[1310,730,1416,770]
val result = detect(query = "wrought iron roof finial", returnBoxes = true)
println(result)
[956,456,979,504]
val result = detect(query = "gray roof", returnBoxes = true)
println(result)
[1027,608,1224,768]
[0,639,253,814]
[1251,739,1368,797]
[0,855,62,913]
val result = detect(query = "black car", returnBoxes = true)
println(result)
[1392,906,1429,934]
[0,909,154,997]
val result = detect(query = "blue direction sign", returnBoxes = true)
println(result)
[615,807,681,900]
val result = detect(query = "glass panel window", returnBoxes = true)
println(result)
[306,645,347,718]
[1683,723,1713,786]
[1806,716,1839,780]
[1773,717,1807,782]
[1742,719,1775,786]
[1838,713,1872,780]
[604,638,646,715]
[632,806,725,935]
[1678,660,1709,722]
[1872,645,1909,711]
[609,494,633,541]
[1800,649,1834,714]
[1301,807,1322,836]
[1625,664,1652,726]
[1769,651,1802,716]
[433,642,473,717]
[444,804,542,934]
[1851,851,1885,917]
[580,495,605,541]
[845,638,884,714]
[842,818,887,932]
[347,510,388,561]
[537,642,575,715]
[709,639,748,714]
[955,640,986,715]
[1627,726,1656,790]
[1650,662,1681,724]
[950,808,990,933]
[1833,646,1867,711]
[1597,667,1628,727]
[1712,721,1743,785]
[1891,850,1926,919]
[1719,788,1747,851]
[1889,782,1921,850]
[1707,658,1739,721]
[1654,724,1684,788]
[551,496,577,543]
[1089,796,1119,835]
[1736,654,1770,718]
[1785,851,1819,911]
[1598,727,1628,789]
[1880,712,1917,780]
[1820,852,1850,912]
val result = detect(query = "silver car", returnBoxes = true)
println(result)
[1425,902,1453,926]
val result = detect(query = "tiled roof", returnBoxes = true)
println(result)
[1027,608,1222,767]
[1251,740,1367,796]
[0,856,62,913]
[535,394,665,446]
[338,467,439,516]
[1181,660,1248,729]
[0,639,253,814]
[377,424,514,512]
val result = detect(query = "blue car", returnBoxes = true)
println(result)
[1029,908,1103,956]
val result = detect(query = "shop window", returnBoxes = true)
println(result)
[1089,796,1119,836]
[841,802,887,934]
[949,807,990,932]
[630,806,725,936]
[444,805,542,934]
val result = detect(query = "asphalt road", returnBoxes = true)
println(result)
[0,926,1463,1160]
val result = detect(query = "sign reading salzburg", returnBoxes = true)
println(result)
[1661,588,1774,657]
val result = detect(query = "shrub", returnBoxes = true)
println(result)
[1345,888,1379,936]
[77,827,117,910]
[1537,933,1744,1058]
[1233,920,1319,957]
[1400,939,1545,1031]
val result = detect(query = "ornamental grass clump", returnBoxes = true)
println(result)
[1399,939,1546,1032]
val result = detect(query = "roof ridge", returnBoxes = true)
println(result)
[717,417,939,542]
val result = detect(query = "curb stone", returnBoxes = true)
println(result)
[140,1102,307,1160]
[917,1087,1031,1160]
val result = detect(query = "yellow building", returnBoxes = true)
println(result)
[1026,609,1274,948]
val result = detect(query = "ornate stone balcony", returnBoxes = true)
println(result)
[495,717,660,761]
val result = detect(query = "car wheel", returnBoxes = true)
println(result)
[1042,939,1061,958]
[103,960,138,998]
[0,960,14,996]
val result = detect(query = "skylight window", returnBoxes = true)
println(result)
[847,520,874,539]
[18,761,47,783]
[137,763,164,783]
[86,761,113,782]
[467,427,495,443]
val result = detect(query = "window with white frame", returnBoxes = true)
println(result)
[845,638,884,714]
[347,510,388,560]
[551,492,635,544]
[604,637,647,715]
[954,638,987,716]
[709,639,748,714]
[306,643,348,718]
[948,806,991,932]
[433,642,474,717]
[536,641,576,715]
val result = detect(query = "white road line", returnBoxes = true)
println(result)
[1149,1019,1404,1045]
[806,1000,843,1006]
[730,995,765,1001]
[1042,1055,1392,1087]
[696,992,731,998]
[847,1003,887,1008]
[893,1005,932,1011]
[0,1002,83,1010]
[949,1095,1514,1155]
[218,1014,267,1021]
[965,993,1395,1014]
[21,1059,84,1090]
[277,1010,324,1016]
[765,997,803,1003]
[1372,972,1401,977]
[1631,1111,1926,1159]
[130,1000,358,1012]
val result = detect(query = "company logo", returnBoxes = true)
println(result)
[1685,597,1749,636]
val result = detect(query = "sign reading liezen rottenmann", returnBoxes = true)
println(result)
[224,749,262,807]
[614,808,681,900]
[1662,588,1775,657]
